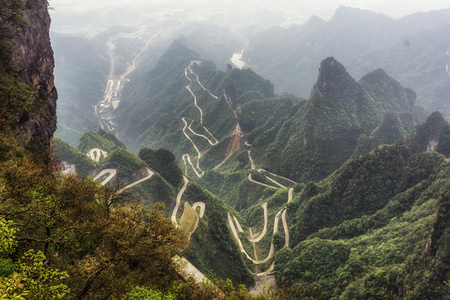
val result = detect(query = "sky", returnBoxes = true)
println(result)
[49,0,450,20]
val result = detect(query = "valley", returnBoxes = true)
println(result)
[95,28,165,132]
[8,1,447,298]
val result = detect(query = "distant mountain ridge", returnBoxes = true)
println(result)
[243,6,450,116]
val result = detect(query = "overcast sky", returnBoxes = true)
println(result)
[49,0,450,19]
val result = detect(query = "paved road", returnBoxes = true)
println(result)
[181,120,204,178]
[86,148,108,162]
[173,255,211,285]
[172,175,189,225]
[116,168,154,194]
[93,169,117,185]
[184,65,218,144]
[95,29,164,132]
[248,174,278,189]
[258,169,297,185]
[192,202,205,218]
[185,117,217,146]
[228,212,275,264]
[281,209,289,248]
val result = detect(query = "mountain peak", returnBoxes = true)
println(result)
[306,15,326,28]
[312,57,358,98]
[330,6,392,25]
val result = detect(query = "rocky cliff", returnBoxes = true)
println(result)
[0,0,57,157]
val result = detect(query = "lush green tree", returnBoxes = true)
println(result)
[139,147,183,186]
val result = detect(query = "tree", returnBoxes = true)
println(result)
[139,148,183,186]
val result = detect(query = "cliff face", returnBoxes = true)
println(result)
[0,0,57,156]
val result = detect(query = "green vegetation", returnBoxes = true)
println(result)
[52,33,110,146]
[247,58,428,183]
[53,137,96,177]
[0,132,188,299]
[78,129,125,154]
[101,148,146,179]
[244,6,450,116]
[276,137,450,298]
[139,148,183,186]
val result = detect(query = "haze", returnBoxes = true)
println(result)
[49,0,449,19]
[49,0,450,35]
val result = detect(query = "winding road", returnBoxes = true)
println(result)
[184,64,219,145]
[228,130,297,274]
[87,148,154,194]
[116,168,154,194]
[172,176,189,225]
[192,202,206,218]
[86,148,108,162]
[93,169,117,185]
[95,28,164,132]
[248,203,268,243]
[178,60,297,275]
[180,61,222,178]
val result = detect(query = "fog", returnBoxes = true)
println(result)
[49,0,450,35]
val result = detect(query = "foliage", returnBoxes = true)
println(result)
[0,217,16,257]
[0,135,188,299]
[53,137,97,177]
[139,147,183,187]
[77,130,123,154]
[407,111,450,157]
[125,286,176,300]
[276,140,450,298]
[0,217,69,300]
[13,250,69,299]
[218,68,274,106]
[101,148,146,178]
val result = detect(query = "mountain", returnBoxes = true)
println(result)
[241,58,427,182]
[243,6,450,116]
[52,32,110,146]
[4,2,449,297]
[53,129,254,286]
[0,0,57,158]
[276,118,450,298]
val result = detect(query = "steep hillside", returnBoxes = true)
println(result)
[248,58,427,182]
[52,33,109,145]
[54,129,254,286]
[276,128,450,298]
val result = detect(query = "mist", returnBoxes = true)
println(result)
[49,0,450,35]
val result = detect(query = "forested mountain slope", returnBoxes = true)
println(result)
[276,114,450,298]
[53,129,254,286]
[119,42,428,188]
